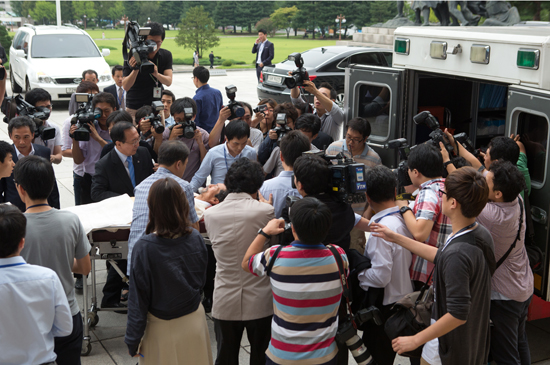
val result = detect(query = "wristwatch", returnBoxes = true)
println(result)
[443,160,453,169]
[257,228,271,239]
[399,206,412,216]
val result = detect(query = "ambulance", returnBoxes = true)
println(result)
[344,26,550,315]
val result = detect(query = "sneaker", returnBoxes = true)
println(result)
[75,277,83,292]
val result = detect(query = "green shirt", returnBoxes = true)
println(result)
[517,152,531,198]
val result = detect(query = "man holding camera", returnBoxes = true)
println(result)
[25,88,63,164]
[192,66,223,133]
[161,90,176,128]
[122,22,173,119]
[70,92,116,204]
[252,29,274,81]
[163,97,210,182]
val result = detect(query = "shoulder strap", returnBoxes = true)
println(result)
[327,245,349,299]
[496,199,524,269]
[265,245,284,276]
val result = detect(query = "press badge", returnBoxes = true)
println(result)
[153,87,162,98]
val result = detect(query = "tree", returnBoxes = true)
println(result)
[176,6,219,59]
[108,2,125,23]
[12,1,37,18]
[158,1,184,28]
[0,25,12,51]
[255,18,277,37]
[72,1,97,22]
[238,2,274,33]
[213,1,237,33]
[60,1,75,23]
[270,6,298,38]
[369,1,396,24]
[30,1,56,25]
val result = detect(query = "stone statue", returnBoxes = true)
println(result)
[483,1,521,26]
[449,1,481,26]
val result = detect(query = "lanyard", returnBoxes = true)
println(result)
[0,262,25,268]
[26,203,49,210]
[149,58,159,86]
[373,209,400,223]
[441,222,477,252]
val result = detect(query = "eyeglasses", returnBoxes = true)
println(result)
[440,189,447,195]
[345,135,364,143]
[125,139,140,146]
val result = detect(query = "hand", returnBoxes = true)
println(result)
[268,130,278,140]
[153,163,159,172]
[302,80,318,94]
[443,128,456,146]
[392,335,421,355]
[263,218,285,236]
[395,200,408,208]
[439,141,450,163]
[50,155,62,164]
[88,122,101,142]
[169,124,183,140]
[218,106,231,122]
[139,118,152,134]
[255,37,261,44]
[510,134,526,153]
[260,62,264,68]
[194,128,203,143]
[150,125,163,140]
[370,222,398,243]
[69,124,78,139]
[258,191,273,205]
[128,57,137,69]
[152,64,159,78]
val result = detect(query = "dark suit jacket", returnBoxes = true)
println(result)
[252,40,274,66]
[0,144,60,211]
[91,146,154,202]
[312,131,334,151]
[104,84,121,110]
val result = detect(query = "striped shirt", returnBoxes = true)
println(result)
[249,242,349,365]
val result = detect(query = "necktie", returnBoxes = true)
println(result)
[126,156,136,188]
[118,87,125,110]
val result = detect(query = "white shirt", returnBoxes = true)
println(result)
[257,40,267,64]
[357,206,414,305]
[14,144,35,160]
[0,256,72,365]
[249,128,263,152]
[114,146,131,176]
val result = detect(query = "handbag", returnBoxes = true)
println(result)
[384,268,434,358]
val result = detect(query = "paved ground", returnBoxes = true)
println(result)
[2,70,550,364]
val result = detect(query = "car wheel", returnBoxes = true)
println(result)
[335,90,345,109]
[25,77,31,93]
[10,70,22,93]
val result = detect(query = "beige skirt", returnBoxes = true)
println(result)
[138,304,213,365]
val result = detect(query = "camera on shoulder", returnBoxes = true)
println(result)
[123,21,156,74]
[1,94,54,141]
[69,93,101,141]
[225,85,245,120]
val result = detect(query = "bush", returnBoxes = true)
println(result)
[222,59,233,67]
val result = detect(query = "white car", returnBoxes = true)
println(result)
[9,24,112,100]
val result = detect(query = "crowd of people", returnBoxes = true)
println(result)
[0,21,536,365]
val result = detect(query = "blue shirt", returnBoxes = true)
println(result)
[164,115,175,129]
[190,143,257,192]
[193,84,224,133]
[0,256,73,365]
[127,167,200,275]
[259,170,301,218]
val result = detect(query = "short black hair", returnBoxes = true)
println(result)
[274,102,298,126]
[13,155,55,201]
[295,113,321,136]
[290,197,332,245]
[0,141,12,163]
[258,29,267,35]
[25,88,51,106]
[8,116,35,136]
[224,158,264,194]
[76,81,99,94]
[241,101,252,116]
[111,65,123,76]
[161,89,176,102]
[171,97,196,117]
[106,110,133,127]
[82,69,98,80]
[295,102,313,115]
[347,117,371,139]
[225,119,250,141]
[488,136,520,165]
[442,156,471,178]
[280,131,310,168]
[92,92,116,110]
[158,140,190,166]
[145,22,166,40]
[365,165,397,203]
[294,154,330,195]
[193,66,210,84]
[407,143,443,178]
[110,121,135,143]
[135,105,153,123]
[0,204,26,258]
[488,160,526,202]
[319,82,337,100]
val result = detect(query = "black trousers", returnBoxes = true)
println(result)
[101,259,127,306]
[213,316,272,365]
[361,304,396,365]
[256,65,263,81]
[54,312,83,365]
[80,173,93,205]
[204,244,216,300]
[490,296,532,365]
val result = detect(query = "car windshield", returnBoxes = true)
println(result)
[31,34,100,58]
[282,49,337,68]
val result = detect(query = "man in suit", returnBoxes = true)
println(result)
[104,65,125,111]
[91,121,153,310]
[209,51,214,69]
[252,29,274,81]
[0,116,60,211]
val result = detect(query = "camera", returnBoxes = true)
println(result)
[454,132,480,158]
[253,104,267,114]
[171,107,195,139]
[387,138,413,189]
[225,85,245,120]
[123,21,156,74]
[1,94,55,141]
[143,100,165,135]
[70,93,101,141]
[335,306,381,365]
[413,111,454,155]
[273,113,292,145]
[284,53,309,89]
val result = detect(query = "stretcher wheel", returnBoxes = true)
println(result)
[81,342,92,356]
[87,311,99,327]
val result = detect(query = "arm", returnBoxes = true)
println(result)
[50,145,63,164]
[70,131,85,165]
[303,80,334,112]
[72,254,91,275]
[395,203,435,243]
[258,134,277,164]
[242,218,285,272]
[0,67,6,105]
[444,129,482,170]
[91,161,120,202]
[122,58,139,92]
[358,236,394,289]
[370,223,438,263]
[194,129,208,162]
[264,42,274,64]
[153,67,173,87]
[354,217,371,232]
[51,275,74,337]
[125,253,150,357]
[208,107,231,148]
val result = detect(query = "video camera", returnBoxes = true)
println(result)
[171,106,195,139]
[273,113,292,145]
[387,138,413,188]
[225,85,245,120]
[144,100,165,135]
[123,21,156,74]
[413,111,454,155]
[284,53,309,89]
[70,93,101,141]
[1,94,54,141]
[336,306,381,365]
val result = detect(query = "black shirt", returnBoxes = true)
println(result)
[123,48,173,109]
[312,131,334,151]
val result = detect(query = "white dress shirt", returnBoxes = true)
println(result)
[14,145,35,160]
[0,256,72,365]
[114,146,131,176]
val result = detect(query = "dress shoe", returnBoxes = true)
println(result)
[74,277,83,292]
[120,290,129,302]
[102,302,128,314]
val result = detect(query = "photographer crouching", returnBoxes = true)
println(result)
[122,22,173,119]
